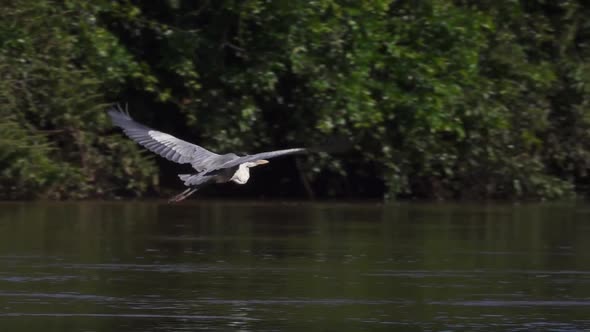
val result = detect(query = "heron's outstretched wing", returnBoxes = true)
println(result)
[108,108,219,171]
[211,148,307,171]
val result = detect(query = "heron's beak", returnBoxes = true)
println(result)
[255,160,269,165]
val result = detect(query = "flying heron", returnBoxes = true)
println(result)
[108,107,310,202]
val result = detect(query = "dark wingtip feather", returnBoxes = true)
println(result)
[107,104,143,130]
[107,104,128,116]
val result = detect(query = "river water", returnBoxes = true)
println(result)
[0,202,589,331]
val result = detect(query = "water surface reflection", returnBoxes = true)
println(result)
[0,202,589,331]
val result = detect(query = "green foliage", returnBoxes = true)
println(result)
[0,0,589,200]
[0,0,156,199]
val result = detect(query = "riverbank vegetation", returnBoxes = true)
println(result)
[1,0,589,200]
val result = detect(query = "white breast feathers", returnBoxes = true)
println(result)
[230,163,251,184]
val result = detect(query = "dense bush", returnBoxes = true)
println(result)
[0,0,156,199]
[0,0,588,200]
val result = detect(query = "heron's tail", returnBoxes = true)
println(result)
[168,187,198,203]
[178,174,195,185]
[178,173,213,187]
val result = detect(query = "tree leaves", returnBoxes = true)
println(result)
[1,0,589,200]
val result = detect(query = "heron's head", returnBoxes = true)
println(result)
[230,160,269,185]
[245,160,269,168]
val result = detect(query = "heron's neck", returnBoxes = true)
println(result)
[230,164,251,184]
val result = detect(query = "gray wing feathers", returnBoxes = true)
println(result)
[108,109,219,170]
[249,148,307,160]
[214,148,307,171]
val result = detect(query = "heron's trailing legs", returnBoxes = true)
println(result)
[168,187,198,203]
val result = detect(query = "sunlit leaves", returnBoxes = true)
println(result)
[1,0,589,200]
[0,0,157,199]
